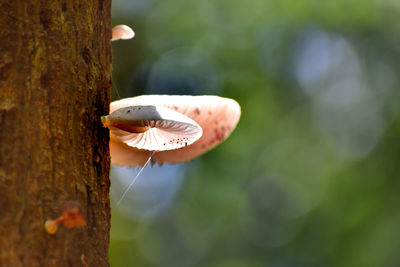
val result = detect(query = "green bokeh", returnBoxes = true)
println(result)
[110,0,400,266]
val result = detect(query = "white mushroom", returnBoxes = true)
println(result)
[101,105,203,151]
[111,25,135,41]
[104,95,241,167]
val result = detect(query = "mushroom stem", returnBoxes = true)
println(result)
[101,116,109,127]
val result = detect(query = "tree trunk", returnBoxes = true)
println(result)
[0,0,112,266]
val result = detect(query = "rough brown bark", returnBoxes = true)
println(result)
[0,0,112,266]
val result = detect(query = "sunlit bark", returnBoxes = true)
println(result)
[0,0,112,265]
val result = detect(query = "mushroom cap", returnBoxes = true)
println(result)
[103,105,203,151]
[108,95,241,167]
[111,25,135,41]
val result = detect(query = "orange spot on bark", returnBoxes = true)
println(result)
[81,254,89,267]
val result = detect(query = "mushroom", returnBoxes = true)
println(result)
[104,95,241,167]
[101,105,203,151]
[44,201,86,234]
[111,25,135,41]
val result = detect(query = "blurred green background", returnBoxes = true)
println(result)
[109,0,400,266]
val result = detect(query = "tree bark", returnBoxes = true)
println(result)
[0,0,112,266]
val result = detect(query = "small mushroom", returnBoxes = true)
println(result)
[111,25,135,41]
[45,201,86,234]
[104,95,241,167]
[101,105,203,151]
